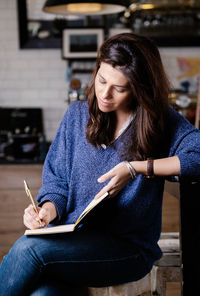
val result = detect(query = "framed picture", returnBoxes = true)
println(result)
[109,28,132,37]
[62,29,104,59]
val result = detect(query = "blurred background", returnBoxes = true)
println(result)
[0,0,200,164]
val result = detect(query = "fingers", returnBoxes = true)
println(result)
[98,162,128,183]
[98,168,115,183]
[95,162,132,200]
[38,208,46,220]
[38,208,50,227]
[94,186,110,200]
[23,204,44,229]
[94,178,118,200]
[95,170,115,199]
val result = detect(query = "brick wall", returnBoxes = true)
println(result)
[0,0,199,141]
[0,0,68,141]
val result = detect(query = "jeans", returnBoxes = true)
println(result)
[0,228,150,296]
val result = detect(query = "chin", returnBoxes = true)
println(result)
[97,100,114,113]
[98,104,113,113]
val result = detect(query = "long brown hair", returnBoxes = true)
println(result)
[85,33,170,160]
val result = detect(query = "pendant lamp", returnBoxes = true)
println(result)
[43,0,130,15]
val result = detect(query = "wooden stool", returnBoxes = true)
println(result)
[88,274,151,296]
[151,232,181,296]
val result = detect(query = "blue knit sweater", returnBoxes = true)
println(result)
[37,101,200,268]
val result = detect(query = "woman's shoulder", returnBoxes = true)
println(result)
[62,100,89,122]
[167,105,197,134]
[166,106,200,153]
[65,100,88,114]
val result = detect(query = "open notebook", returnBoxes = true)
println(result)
[24,192,109,236]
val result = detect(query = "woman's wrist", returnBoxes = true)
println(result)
[124,161,137,179]
[130,156,180,177]
[129,161,147,176]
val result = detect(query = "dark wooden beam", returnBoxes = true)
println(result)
[17,0,28,48]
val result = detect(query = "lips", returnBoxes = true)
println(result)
[98,98,113,108]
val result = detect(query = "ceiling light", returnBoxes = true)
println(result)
[129,0,200,12]
[140,4,155,10]
[43,0,130,16]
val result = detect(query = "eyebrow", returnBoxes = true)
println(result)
[98,73,129,89]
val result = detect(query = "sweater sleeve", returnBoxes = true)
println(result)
[174,129,200,177]
[168,108,200,177]
[37,106,73,222]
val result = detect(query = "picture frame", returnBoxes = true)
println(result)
[62,29,104,59]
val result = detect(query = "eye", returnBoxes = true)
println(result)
[114,87,126,93]
[99,78,106,84]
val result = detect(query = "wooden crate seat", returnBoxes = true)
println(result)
[151,232,181,296]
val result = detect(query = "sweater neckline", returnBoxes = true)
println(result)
[101,113,134,150]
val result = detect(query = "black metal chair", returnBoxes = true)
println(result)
[179,178,200,295]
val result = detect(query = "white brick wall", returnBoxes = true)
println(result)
[0,0,68,141]
[0,0,200,141]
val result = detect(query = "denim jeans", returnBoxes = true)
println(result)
[0,228,151,296]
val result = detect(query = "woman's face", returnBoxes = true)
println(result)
[95,62,132,117]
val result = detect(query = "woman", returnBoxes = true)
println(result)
[0,33,200,295]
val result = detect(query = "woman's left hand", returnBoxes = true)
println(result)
[94,162,132,200]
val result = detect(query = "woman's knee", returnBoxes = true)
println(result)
[8,236,43,266]
[29,281,69,296]
[11,236,35,255]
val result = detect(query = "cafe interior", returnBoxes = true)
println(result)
[0,0,200,295]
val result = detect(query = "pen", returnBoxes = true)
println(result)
[24,180,43,229]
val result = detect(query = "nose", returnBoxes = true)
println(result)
[101,86,112,100]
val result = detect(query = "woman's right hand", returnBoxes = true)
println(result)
[23,202,57,229]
